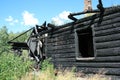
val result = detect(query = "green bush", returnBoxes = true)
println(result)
[0,53,32,80]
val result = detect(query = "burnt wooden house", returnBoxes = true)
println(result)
[44,6,120,77]
[8,2,120,78]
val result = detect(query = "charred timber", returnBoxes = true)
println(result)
[32,6,120,38]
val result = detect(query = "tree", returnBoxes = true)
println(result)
[0,26,10,54]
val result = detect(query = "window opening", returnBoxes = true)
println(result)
[75,27,95,59]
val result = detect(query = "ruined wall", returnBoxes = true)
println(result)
[46,6,120,76]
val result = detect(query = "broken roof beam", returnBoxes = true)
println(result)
[68,10,100,21]
[8,27,34,43]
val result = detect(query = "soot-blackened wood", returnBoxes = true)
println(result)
[55,62,120,68]
[47,11,120,38]
[95,33,120,43]
[95,26,120,37]
[46,6,120,77]
[54,53,75,58]
[47,44,75,51]
[96,40,120,49]
[10,42,28,49]
[55,56,120,62]
[48,48,75,54]
[95,17,120,27]
[32,6,120,38]
[77,67,120,76]
[47,53,75,58]
[95,56,120,62]
[47,34,74,43]
[94,22,120,31]
[49,29,74,38]
[76,62,120,68]
[50,39,74,46]
[97,47,120,56]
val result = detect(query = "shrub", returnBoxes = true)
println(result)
[0,53,32,80]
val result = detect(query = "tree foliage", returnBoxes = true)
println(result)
[0,26,10,54]
[0,26,30,54]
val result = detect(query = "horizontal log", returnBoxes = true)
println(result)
[47,48,75,54]
[101,12,120,21]
[47,33,74,43]
[75,12,120,29]
[47,12,120,39]
[77,67,120,76]
[54,61,120,68]
[95,56,120,62]
[95,33,120,43]
[76,62,120,68]
[96,40,120,49]
[47,53,75,58]
[75,8,120,26]
[97,47,120,57]
[47,39,75,46]
[55,56,120,62]
[47,44,75,51]
[94,22,120,31]
[51,58,76,63]
[94,16,120,27]
[48,29,74,38]
[33,6,120,38]
[49,13,120,37]
[95,26,120,37]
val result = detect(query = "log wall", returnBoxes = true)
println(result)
[46,6,120,76]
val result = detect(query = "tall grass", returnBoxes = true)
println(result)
[0,53,32,80]
[21,59,111,80]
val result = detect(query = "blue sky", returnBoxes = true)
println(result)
[0,0,120,33]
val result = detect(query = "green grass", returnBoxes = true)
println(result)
[0,53,32,80]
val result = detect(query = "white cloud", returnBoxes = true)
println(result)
[51,11,70,25]
[22,11,39,26]
[5,16,13,22]
[51,17,64,25]
[5,16,19,25]
[59,11,70,20]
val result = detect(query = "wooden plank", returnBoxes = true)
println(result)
[95,26,120,37]
[96,40,120,49]
[97,47,120,57]
[77,67,120,76]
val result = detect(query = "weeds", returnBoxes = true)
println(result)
[0,53,32,80]
[0,54,111,80]
[21,59,110,80]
